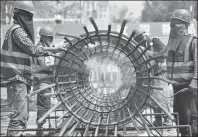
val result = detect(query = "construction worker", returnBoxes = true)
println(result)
[32,26,55,136]
[133,28,172,126]
[148,9,197,136]
[0,1,51,136]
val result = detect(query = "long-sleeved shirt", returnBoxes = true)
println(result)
[1,26,47,86]
[12,27,45,57]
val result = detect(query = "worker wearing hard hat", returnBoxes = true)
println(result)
[0,1,51,136]
[148,9,197,136]
[133,27,172,127]
[32,26,56,136]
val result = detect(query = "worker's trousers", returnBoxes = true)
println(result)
[6,81,29,136]
[173,85,197,136]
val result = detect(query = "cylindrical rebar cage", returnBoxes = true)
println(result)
[53,19,154,132]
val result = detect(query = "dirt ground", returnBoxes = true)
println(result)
[1,87,177,137]
[1,110,178,136]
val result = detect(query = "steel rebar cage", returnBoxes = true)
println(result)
[52,18,155,136]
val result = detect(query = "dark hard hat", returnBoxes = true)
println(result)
[39,26,54,37]
[13,1,35,14]
[171,9,191,24]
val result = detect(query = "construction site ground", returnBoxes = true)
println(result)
[1,88,178,136]
[1,109,178,136]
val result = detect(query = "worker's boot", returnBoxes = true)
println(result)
[190,116,197,136]
[7,131,26,137]
[163,116,171,126]
[153,116,162,126]
[36,124,42,136]
[36,123,48,137]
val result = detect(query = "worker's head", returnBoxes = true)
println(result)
[171,9,191,27]
[133,27,153,49]
[13,1,35,14]
[13,1,35,22]
[168,9,191,48]
[13,1,35,42]
[39,26,54,46]
[133,27,146,43]
[170,9,191,37]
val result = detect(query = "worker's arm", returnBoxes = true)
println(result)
[12,28,48,57]
[147,45,169,57]
[189,38,198,89]
[42,47,66,52]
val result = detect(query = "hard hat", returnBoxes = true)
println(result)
[171,9,191,24]
[133,27,146,42]
[39,26,54,37]
[13,1,35,14]
[134,27,146,37]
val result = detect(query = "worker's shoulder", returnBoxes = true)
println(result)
[11,23,21,28]
[11,25,27,36]
[191,35,197,45]
[187,34,197,46]
[11,24,22,31]
[6,24,21,34]
[189,35,197,51]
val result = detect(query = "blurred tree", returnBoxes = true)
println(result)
[1,1,7,24]
[141,1,197,22]
[1,1,14,24]
[7,1,14,24]
[33,1,53,18]
[110,5,129,23]
[110,4,138,23]
[33,1,79,19]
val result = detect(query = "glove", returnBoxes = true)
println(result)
[38,46,45,53]
[41,51,51,56]
[147,50,155,57]
[38,46,52,56]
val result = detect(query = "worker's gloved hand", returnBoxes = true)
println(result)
[42,51,51,56]
[58,46,67,50]
[147,50,155,57]
[33,77,39,84]
[47,52,58,56]
[38,46,45,53]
